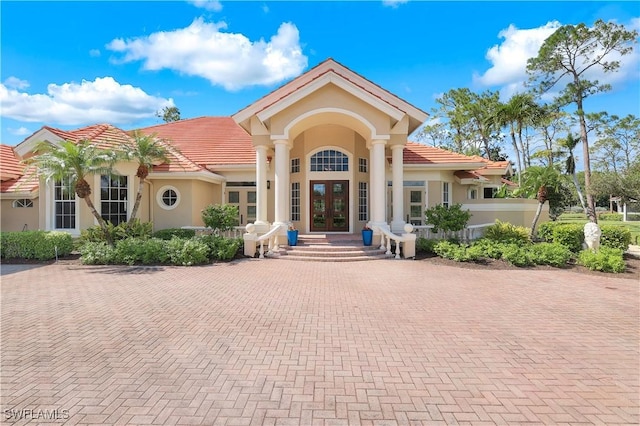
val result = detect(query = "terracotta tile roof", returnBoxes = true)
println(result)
[0,145,25,181]
[454,170,488,182]
[403,142,485,165]
[0,166,39,194]
[152,142,204,173]
[43,124,133,150]
[136,117,255,166]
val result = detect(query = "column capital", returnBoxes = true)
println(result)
[389,143,404,151]
[272,139,293,150]
[367,138,388,150]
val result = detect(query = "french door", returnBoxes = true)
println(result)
[310,180,349,232]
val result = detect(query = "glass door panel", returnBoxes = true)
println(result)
[310,180,349,232]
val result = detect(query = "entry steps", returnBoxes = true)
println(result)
[277,234,388,262]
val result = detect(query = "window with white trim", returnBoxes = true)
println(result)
[247,191,256,222]
[442,182,450,208]
[310,149,348,172]
[101,175,128,226]
[13,199,33,208]
[358,158,368,173]
[358,182,368,221]
[291,158,300,173]
[157,186,180,210]
[291,182,300,221]
[468,188,478,200]
[54,177,76,229]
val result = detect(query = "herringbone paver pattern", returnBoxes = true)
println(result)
[1,260,638,425]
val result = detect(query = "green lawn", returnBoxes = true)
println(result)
[555,213,640,245]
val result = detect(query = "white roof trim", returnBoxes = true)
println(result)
[14,128,65,158]
[403,162,488,170]
[273,107,389,141]
[256,72,405,123]
[148,170,226,184]
[0,190,39,200]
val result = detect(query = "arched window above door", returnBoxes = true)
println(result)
[310,149,349,172]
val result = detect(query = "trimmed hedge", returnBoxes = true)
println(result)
[598,213,622,221]
[0,231,74,260]
[600,226,632,251]
[538,221,632,252]
[79,235,241,266]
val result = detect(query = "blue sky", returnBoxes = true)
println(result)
[1,1,638,147]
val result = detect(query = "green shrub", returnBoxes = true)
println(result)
[501,244,533,267]
[471,239,509,259]
[551,223,584,253]
[628,213,640,221]
[80,220,152,244]
[111,238,168,265]
[484,220,530,243]
[416,237,438,254]
[201,204,239,232]
[425,203,471,237]
[166,237,209,266]
[152,228,196,240]
[598,213,622,221]
[600,226,632,251]
[196,235,242,260]
[528,243,572,267]
[578,247,626,273]
[0,231,74,260]
[537,221,559,243]
[79,241,115,265]
[433,241,480,262]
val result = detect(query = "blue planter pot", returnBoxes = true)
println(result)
[362,229,373,246]
[287,230,299,246]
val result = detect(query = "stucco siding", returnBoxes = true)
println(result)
[1,199,40,231]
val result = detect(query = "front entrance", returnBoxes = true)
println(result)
[310,180,349,232]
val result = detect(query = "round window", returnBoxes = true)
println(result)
[162,189,177,206]
[157,186,180,210]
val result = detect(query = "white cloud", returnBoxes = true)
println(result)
[4,76,30,90]
[382,0,408,8]
[475,19,640,99]
[0,77,173,125]
[474,22,560,95]
[8,126,30,136]
[189,0,223,11]
[106,18,308,90]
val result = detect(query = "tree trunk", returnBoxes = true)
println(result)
[572,172,587,214]
[576,97,597,223]
[128,176,145,225]
[530,201,545,239]
[82,194,113,245]
[510,129,523,184]
[517,127,528,170]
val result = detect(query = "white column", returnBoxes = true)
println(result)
[369,139,387,228]
[273,139,291,225]
[390,143,406,233]
[255,144,269,228]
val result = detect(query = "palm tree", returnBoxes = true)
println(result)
[558,133,587,214]
[120,131,170,225]
[27,139,116,243]
[494,101,524,184]
[516,165,564,238]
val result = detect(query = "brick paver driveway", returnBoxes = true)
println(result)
[1,260,638,425]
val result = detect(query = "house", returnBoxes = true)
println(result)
[0,59,547,237]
